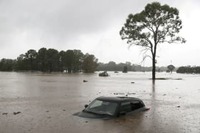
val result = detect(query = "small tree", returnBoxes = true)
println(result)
[120,2,185,81]
[167,65,175,73]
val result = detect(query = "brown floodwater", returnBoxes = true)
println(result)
[0,72,200,133]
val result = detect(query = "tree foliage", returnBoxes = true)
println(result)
[72,50,84,72]
[37,48,48,72]
[167,64,175,73]
[82,53,98,73]
[0,58,16,71]
[46,48,59,72]
[65,50,74,73]
[0,48,98,73]
[120,2,185,80]
[122,66,128,73]
[25,49,38,70]
[177,66,200,74]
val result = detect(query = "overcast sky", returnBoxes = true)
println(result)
[0,0,200,66]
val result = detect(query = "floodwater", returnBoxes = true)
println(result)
[0,72,200,133]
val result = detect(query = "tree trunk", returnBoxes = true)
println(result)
[152,55,156,81]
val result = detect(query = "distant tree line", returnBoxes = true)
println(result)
[0,48,98,73]
[176,66,200,74]
[97,61,168,72]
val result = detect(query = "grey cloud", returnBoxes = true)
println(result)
[0,0,147,47]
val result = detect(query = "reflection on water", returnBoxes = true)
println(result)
[0,72,200,133]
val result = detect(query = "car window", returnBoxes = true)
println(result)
[86,100,118,116]
[120,102,132,113]
[120,101,144,113]
[103,102,118,115]
[130,101,144,110]
[89,100,103,108]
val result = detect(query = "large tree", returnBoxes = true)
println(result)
[25,49,38,70]
[120,2,185,81]
[37,48,48,72]
[82,53,98,73]
[16,54,26,70]
[65,50,74,73]
[0,58,16,71]
[72,50,84,72]
[46,48,59,72]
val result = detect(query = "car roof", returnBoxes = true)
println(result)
[96,96,142,103]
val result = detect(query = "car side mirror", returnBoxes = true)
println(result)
[84,104,88,108]
[119,111,126,116]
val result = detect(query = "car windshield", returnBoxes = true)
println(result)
[84,99,118,116]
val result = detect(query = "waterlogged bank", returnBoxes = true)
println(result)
[0,72,200,133]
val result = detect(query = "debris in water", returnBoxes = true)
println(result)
[2,113,8,115]
[114,93,125,95]
[13,112,21,115]
[125,92,136,96]
[163,94,166,96]
[177,106,180,108]
[126,93,136,95]
[83,80,88,82]
[131,82,135,84]
[63,109,66,111]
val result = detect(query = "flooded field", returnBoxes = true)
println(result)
[0,72,200,133]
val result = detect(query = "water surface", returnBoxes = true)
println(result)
[0,72,200,133]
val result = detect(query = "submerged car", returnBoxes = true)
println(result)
[74,96,149,119]
[99,71,109,77]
